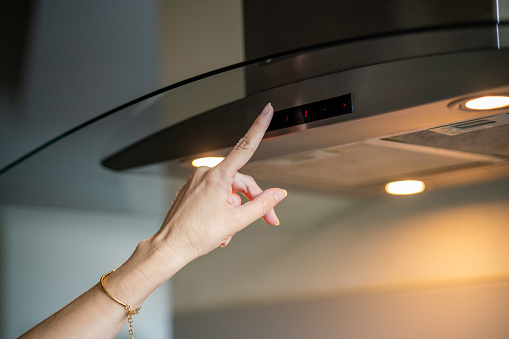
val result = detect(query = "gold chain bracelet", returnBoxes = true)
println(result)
[100,270,142,339]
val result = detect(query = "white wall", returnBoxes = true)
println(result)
[173,177,509,312]
[174,177,509,339]
[0,0,173,337]
[0,0,161,170]
[175,279,509,339]
[0,204,172,338]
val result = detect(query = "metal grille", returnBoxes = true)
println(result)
[387,117,509,158]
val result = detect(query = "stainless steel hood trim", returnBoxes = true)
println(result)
[102,38,509,171]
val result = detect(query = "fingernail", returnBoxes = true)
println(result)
[274,189,287,202]
[261,102,272,115]
[275,217,280,226]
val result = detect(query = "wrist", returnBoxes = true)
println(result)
[103,238,188,310]
[147,225,202,267]
[129,239,190,287]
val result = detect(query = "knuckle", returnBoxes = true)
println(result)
[234,137,252,152]
[204,167,222,184]
[192,166,209,178]
[259,197,274,216]
[193,166,220,186]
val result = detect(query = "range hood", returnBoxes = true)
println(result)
[102,0,509,196]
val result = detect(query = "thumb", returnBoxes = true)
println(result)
[233,188,287,229]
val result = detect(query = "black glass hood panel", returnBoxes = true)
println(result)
[101,23,509,171]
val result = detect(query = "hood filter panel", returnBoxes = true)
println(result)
[242,142,492,193]
[386,114,509,158]
[242,113,509,194]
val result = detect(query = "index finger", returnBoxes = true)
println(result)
[218,103,273,174]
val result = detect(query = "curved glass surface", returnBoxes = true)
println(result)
[0,24,500,176]
[0,24,507,212]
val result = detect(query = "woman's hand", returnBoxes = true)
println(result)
[150,103,287,264]
[20,103,285,339]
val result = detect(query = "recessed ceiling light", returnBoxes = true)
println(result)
[385,180,425,195]
[191,157,225,168]
[464,96,509,110]
[449,95,509,112]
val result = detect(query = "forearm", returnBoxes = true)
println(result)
[20,239,189,339]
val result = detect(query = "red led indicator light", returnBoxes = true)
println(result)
[267,93,352,132]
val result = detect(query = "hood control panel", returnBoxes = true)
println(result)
[267,93,353,132]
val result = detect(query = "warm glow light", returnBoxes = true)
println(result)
[385,180,425,195]
[191,157,225,168]
[464,96,509,110]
